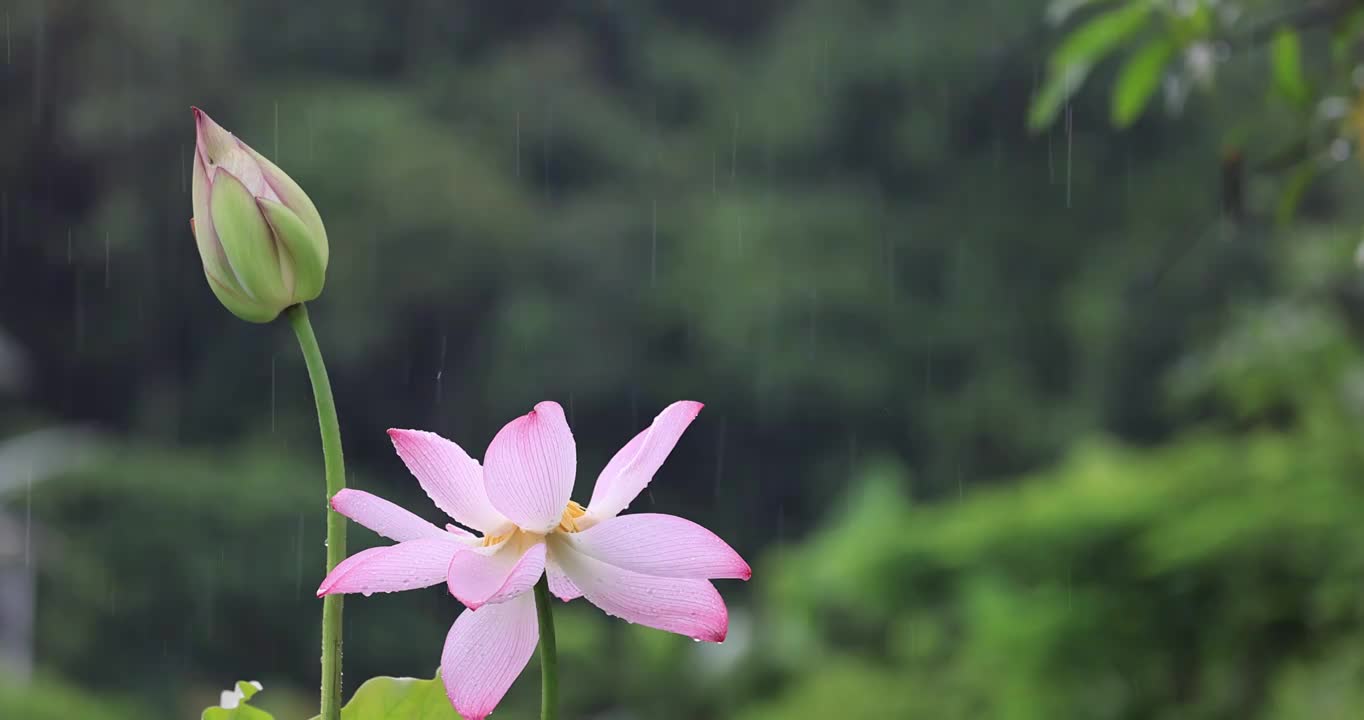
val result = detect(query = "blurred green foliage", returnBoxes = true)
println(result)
[4,0,1364,718]
[1031,0,1364,223]
[741,228,1364,720]
[0,675,146,720]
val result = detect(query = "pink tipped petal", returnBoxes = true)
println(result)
[483,402,577,533]
[441,592,539,720]
[551,537,729,642]
[546,559,584,601]
[587,401,703,520]
[218,145,278,201]
[569,513,750,580]
[329,489,445,543]
[316,537,459,597]
[445,523,476,540]
[192,107,234,168]
[388,429,511,535]
[191,108,278,201]
[447,542,546,610]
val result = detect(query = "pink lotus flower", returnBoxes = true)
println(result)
[318,400,749,720]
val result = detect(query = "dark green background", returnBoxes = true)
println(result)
[4,1,1364,718]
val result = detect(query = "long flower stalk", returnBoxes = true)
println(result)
[286,302,347,720]
[533,576,559,720]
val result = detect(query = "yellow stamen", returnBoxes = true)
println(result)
[557,501,587,533]
[479,501,589,545]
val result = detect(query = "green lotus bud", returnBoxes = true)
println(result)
[190,107,328,323]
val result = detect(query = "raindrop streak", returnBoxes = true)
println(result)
[775,504,786,570]
[711,151,718,196]
[514,111,522,178]
[270,354,277,433]
[1124,143,1133,211]
[806,290,818,359]
[1064,102,1073,209]
[24,465,32,566]
[273,101,280,159]
[1047,126,1054,184]
[878,183,895,296]
[847,431,859,480]
[650,97,660,170]
[713,415,727,520]
[542,104,553,198]
[2,190,9,259]
[729,114,739,186]
[729,115,745,252]
[1066,561,1073,612]
[31,3,43,125]
[294,514,304,598]
[74,269,84,354]
[436,332,447,406]
[650,198,657,288]
[104,232,111,288]
[4,10,10,65]
[823,35,833,97]
[629,387,639,432]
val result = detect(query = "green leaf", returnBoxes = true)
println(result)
[1050,2,1151,73]
[202,706,274,720]
[1029,63,1090,132]
[1030,2,1151,132]
[201,682,274,720]
[234,681,263,703]
[305,675,460,720]
[1271,27,1310,107]
[1111,38,1174,127]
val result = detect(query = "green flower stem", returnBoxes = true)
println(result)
[286,303,347,720]
[533,575,559,720]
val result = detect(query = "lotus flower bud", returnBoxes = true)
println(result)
[189,107,328,323]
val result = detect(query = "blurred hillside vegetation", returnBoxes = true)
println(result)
[6,0,1364,718]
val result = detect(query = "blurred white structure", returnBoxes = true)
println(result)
[0,329,98,683]
[0,510,34,682]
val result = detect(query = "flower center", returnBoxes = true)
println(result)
[479,501,588,546]
[557,501,588,533]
